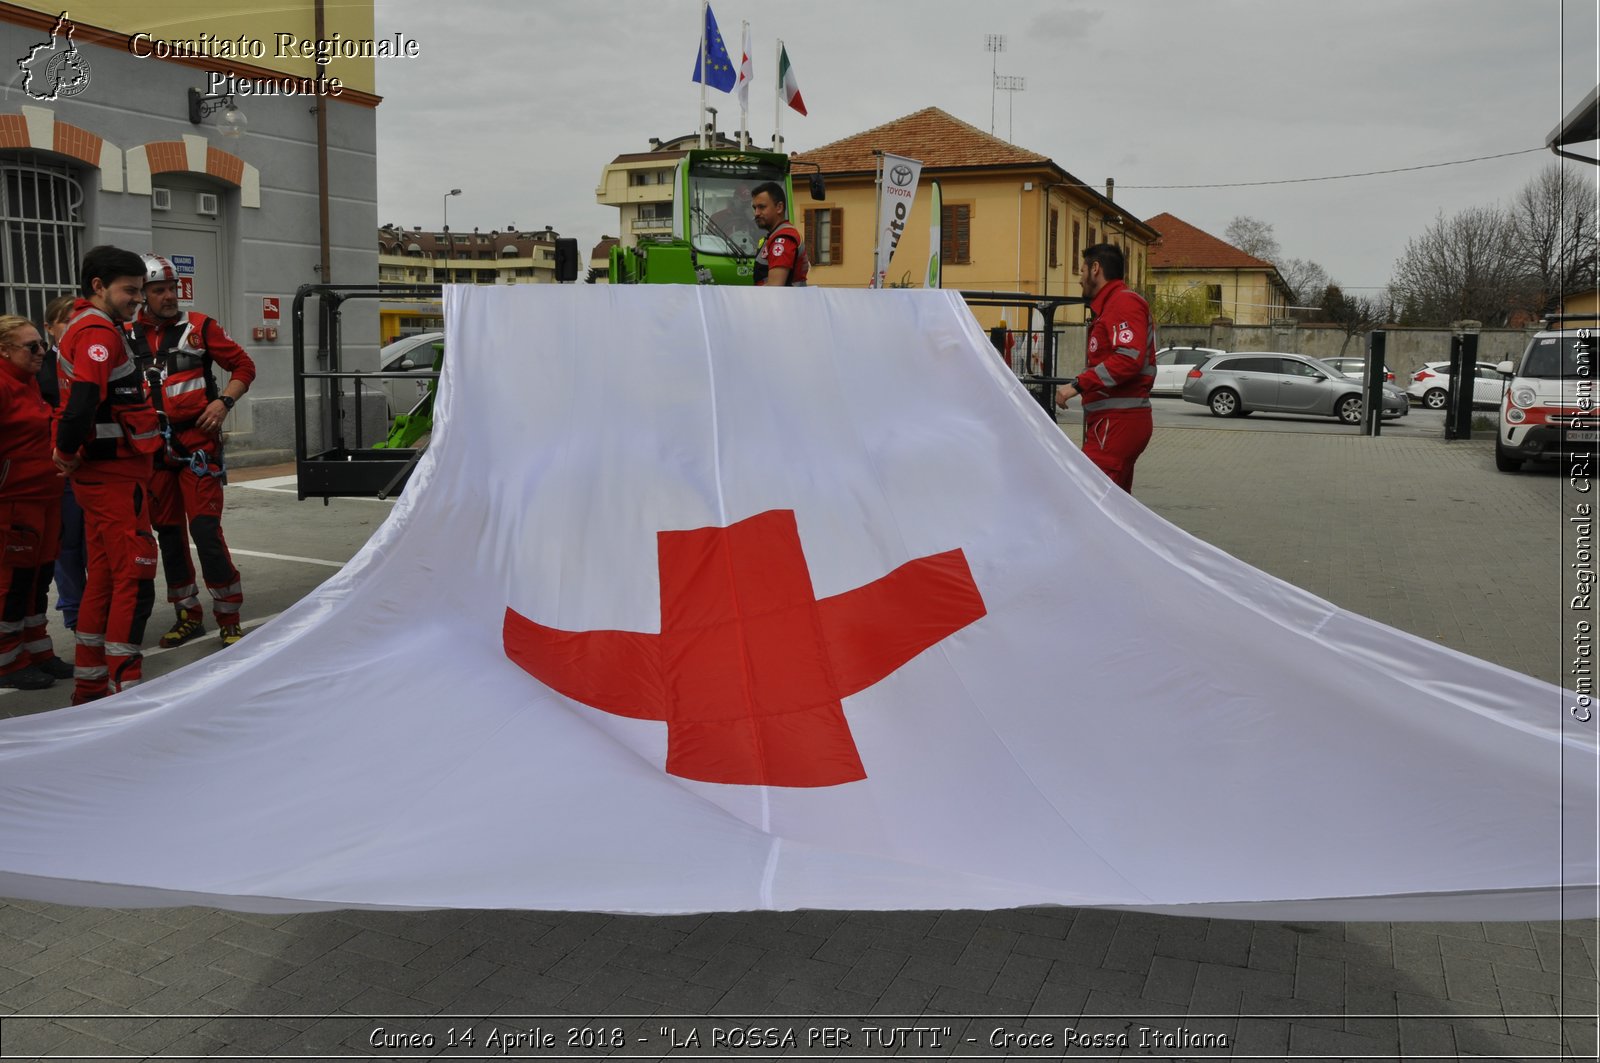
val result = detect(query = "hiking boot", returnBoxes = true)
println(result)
[35,656,75,680]
[218,623,244,646]
[159,612,206,648]
[1,665,55,690]
[70,689,108,706]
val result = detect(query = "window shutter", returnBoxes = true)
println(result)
[830,207,843,265]
[804,210,817,252]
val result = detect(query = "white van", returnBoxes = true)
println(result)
[1495,316,1598,472]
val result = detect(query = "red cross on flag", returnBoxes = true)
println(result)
[0,285,1590,919]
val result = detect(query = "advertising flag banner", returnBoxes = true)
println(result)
[871,153,922,289]
[0,285,1592,919]
[926,180,943,289]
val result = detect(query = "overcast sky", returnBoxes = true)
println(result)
[374,0,1598,291]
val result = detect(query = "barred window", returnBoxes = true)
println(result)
[0,157,85,323]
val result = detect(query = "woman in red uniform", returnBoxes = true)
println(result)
[0,315,72,689]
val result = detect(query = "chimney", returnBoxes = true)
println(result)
[1105,177,1115,201]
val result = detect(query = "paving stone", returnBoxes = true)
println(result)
[870,972,938,1014]
[685,942,765,992]
[1044,958,1147,998]
[1345,955,1447,999]
[833,947,907,999]
[63,964,163,1008]
[749,948,851,991]
[1438,932,1545,972]
[624,969,723,1012]
[1564,1015,1598,1059]
[477,965,580,1008]
[1230,1015,1290,1058]
[671,919,740,962]
[1029,979,1088,1016]
[769,977,878,1015]
[1490,957,1598,1001]
[192,1012,301,1053]
[410,954,501,1008]
[897,954,994,996]
[1139,955,1197,1006]
[708,968,789,1014]
[1237,990,1343,1032]
[951,940,1010,975]
[986,952,1052,1004]
[1246,923,1298,973]
[1100,925,1158,974]
[1291,953,1345,1007]
[926,909,984,945]
[1287,1020,1399,1057]
[1452,1019,1578,1059]
[1190,960,1293,1005]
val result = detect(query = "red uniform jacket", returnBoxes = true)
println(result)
[130,310,256,452]
[0,356,63,503]
[55,299,161,483]
[756,222,809,286]
[1074,279,1156,413]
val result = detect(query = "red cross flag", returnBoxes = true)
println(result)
[0,285,1591,918]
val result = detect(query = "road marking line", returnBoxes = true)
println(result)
[191,545,345,568]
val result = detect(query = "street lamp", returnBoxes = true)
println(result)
[442,188,462,260]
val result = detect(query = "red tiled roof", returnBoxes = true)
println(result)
[792,107,1050,174]
[1146,213,1276,270]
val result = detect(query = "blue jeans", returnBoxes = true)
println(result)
[52,482,86,631]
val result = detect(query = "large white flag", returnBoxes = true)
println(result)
[870,153,922,288]
[0,285,1592,918]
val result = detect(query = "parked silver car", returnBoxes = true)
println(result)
[1181,352,1406,424]
[376,331,443,417]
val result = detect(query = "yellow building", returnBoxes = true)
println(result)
[791,108,1158,326]
[1145,213,1293,326]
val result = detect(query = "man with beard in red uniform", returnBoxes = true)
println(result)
[751,182,809,287]
[1054,243,1156,492]
[53,245,164,704]
[130,255,255,647]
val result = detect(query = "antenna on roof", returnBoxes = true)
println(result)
[983,34,1006,135]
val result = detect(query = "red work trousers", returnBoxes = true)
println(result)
[0,499,63,677]
[72,477,158,701]
[1082,408,1154,493]
[151,460,241,625]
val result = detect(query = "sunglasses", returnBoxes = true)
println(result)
[6,340,46,354]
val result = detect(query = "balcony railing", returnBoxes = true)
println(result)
[632,216,672,232]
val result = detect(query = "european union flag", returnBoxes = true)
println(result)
[691,4,737,93]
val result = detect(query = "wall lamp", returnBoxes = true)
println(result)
[188,88,247,137]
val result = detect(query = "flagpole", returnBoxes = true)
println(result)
[739,20,749,149]
[773,38,783,152]
[870,150,883,288]
[699,0,709,148]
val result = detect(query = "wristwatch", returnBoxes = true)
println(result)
[219,395,235,411]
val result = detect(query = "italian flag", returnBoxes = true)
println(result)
[779,45,807,115]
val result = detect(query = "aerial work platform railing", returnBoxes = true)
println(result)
[958,291,1085,415]
[292,283,442,502]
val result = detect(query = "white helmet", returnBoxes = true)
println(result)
[142,254,178,285]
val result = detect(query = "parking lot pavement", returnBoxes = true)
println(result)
[0,435,1594,1061]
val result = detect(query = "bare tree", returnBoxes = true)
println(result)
[1390,206,1521,326]
[1320,284,1386,354]
[1151,284,1214,326]
[1509,162,1598,317]
[1277,256,1330,309]
[1224,215,1281,262]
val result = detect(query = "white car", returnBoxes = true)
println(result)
[1495,319,1597,472]
[377,331,443,416]
[1405,360,1505,409]
[1320,356,1395,384]
[1152,346,1224,395]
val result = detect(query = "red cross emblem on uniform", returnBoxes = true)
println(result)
[503,509,986,787]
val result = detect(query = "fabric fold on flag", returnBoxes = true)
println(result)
[0,285,1592,920]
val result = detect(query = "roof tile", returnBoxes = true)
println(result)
[1146,212,1276,270]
